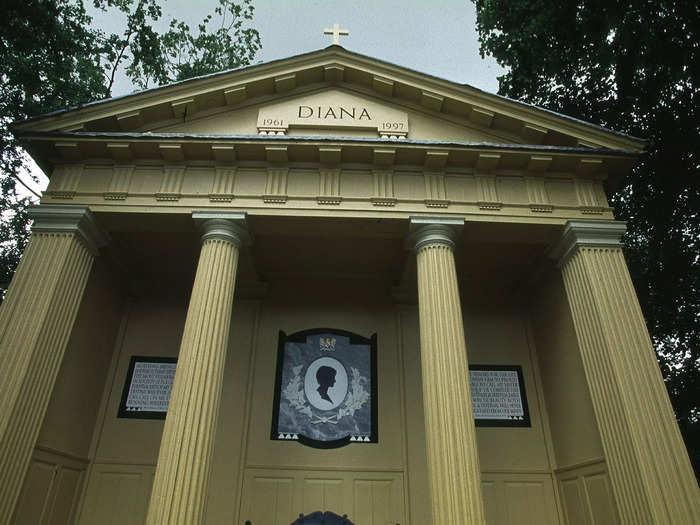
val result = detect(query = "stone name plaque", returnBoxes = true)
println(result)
[469,365,530,427]
[118,356,177,419]
[257,91,408,137]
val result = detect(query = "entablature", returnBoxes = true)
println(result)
[31,133,624,222]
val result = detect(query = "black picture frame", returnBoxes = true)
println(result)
[469,364,531,428]
[271,328,378,449]
[118,356,177,420]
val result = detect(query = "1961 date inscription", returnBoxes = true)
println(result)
[261,118,285,127]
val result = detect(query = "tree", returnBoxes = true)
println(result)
[0,0,261,298]
[471,0,699,477]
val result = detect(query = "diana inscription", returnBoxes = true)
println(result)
[297,105,372,120]
[257,91,408,137]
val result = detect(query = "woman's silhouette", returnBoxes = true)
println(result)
[316,366,337,404]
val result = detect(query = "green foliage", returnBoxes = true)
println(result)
[129,0,261,89]
[472,0,699,476]
[91,0,261,91]
[0,0,260,299]
[1,0,108,296]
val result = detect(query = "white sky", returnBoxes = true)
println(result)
[23,0,504,195]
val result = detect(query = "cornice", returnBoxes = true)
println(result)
[16,130,641,155]
[17,131,639,178]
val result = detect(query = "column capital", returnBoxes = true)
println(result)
[192,210,252,247]
[550,219,626,266]
[409,216,464,252]
[28,204,108,256]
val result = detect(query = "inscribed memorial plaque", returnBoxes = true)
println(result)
[118,356,177,419]
[271,329,378,449]
[469,365,530,427]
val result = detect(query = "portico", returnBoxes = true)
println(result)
[2,45,697,525]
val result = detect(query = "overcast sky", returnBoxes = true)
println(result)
[25,0,504,193]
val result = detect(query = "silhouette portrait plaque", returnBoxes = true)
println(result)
[469,365,530,427]
[271,329,378,448]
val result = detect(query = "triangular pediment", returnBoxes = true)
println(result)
[15,46,644,153]
[153,88,510,144]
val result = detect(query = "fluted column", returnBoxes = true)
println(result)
[411,216,486,525]
[552,220,700,524]
[0,205,106,524]
[145,211,249,525]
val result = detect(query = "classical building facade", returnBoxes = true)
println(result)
[2,46,698,524]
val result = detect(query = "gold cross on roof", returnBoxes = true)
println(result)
[323,23,349,45]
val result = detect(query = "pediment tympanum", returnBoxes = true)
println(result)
[156,88,511,144]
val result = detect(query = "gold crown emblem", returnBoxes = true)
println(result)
[319,337,336,351]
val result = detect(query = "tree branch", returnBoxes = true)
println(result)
[10,173,40,199]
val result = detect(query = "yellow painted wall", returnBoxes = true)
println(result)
[65,272,573,525]
[468,307,561,525]
[231,277,406,525]
[89,289,187,465]
[399,303,563,525]
[530,270,620,524]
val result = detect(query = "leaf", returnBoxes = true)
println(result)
[472,0,699,479]
[1,0,261,301]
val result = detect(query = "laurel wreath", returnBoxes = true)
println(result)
[283,364,369,424]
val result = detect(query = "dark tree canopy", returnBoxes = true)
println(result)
[0,0,261,298]
[472,0,699,476]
